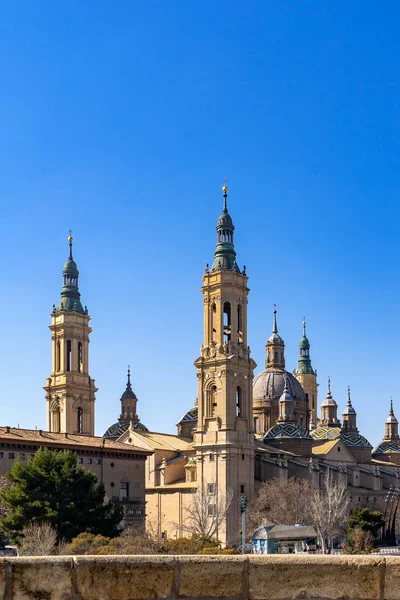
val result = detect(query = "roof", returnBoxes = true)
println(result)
[253,370,306,402]
[146,481,197,491]
[373,440,400,455]
[103,420,148,439]
[177,407,198,425]
[0,426,152,455]
[312,439,340,455]
[124,431,193,452]
[264,423,311,440]
[156,455,187,469]
[253,525,317,540]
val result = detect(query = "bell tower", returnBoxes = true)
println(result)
[44,234,97,435]
[194,184,256,547]
[294,319,318,426]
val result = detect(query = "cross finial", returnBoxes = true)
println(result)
[222,178,228,211]
[328,377,331,393]
[272,304,278,334]
[127,365,131,386]
[68,229,73,259]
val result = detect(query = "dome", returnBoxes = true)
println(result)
[217,211,233,228]
[342,404,356,416]
[267,332,283,344]
[253,370,306,403]
[299,335,309,350]
[63,258,79,276]
[311,426,372,448]
[386,413,398,424]
[177,406,198,425]
[373,440,400,455]
[103,420,148,439]
[311,426,341,441]
[264,423,311,440]
[121,386,137,401]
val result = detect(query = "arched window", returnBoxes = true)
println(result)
[237,305,243,343]
[77,407,83,433]
[211,386,217,416]
[236,387,243,417]
[223,302,231,343]
[56,341,61,372]
[78,342,82,373]
[211,303,217,343]
[66,340,72,372]
[274,350,278,362]
[54,407,61,433]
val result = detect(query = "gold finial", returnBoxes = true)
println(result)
[222,177,228,195]
[68,228,73,243]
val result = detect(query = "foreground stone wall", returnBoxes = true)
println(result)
[1,555,400,600]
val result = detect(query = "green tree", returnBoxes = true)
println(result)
[347,507,384,539]
[0,448,123,541]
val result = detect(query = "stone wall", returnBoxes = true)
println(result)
[1,555,400,600]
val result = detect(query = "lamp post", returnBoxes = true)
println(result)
[240,495,248,553]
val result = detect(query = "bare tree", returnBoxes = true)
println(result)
[310,470,349,553]
[173,483,233,541]
[18,522,58,556]
[254,477,314,526]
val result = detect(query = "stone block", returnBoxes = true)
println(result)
[74,556,176,600]
[11,557,73,600]
[382,556,400,600]
[178,556,245,598]
[248,555,383,600]
[0,559,7,600]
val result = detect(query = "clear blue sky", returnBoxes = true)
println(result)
[1,1,399,447]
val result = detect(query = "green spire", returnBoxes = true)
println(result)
[295,318,315,375]
[56,234,85,314]
[211,183,241,273]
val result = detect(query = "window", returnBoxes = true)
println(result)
[66,340,72,372]
[236,387,242,417]
[77,407,83,433]
[211,303,217,343]
[208,504,216,516]
[223,302,231,342]
[96,459,101,465]
[254,417,260,433]
[56,341,61,372]
[242,454,245,461]
[0,452,3,458]
[207,483,215,495]
[240,485,245,493]
[209,453,214,461]
[237,305,243,343]
[338,447,341,452]
[208,385,217,417]
[86,458,92,465]
[8,453,14,459]
[53,407,61,433]
[78,342,82,373]
[78,457,83,464]
[120,482,129,498]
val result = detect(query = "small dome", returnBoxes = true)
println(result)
[267,332,284,344]
[264,423,311,440]
[177,406,198,425]
[253,371,306,403]
[340,432,372,449]
[103,420,148,439]
[373,440,400,455]
[121,386,137,401]
[321,395,337,408]
[386,413,398,424]
[217,211,233,228]
[342,404,356,416]
[299,335,309,350]
[63,258,79,276]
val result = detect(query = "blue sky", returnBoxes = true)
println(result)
[1,1,400,446]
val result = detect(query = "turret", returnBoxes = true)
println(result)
[384,398,399,441]
[319,378,340,427]
[342,386,358,433]
[266,307,285,370]
[277,375,294,423]
[294,319,318,424]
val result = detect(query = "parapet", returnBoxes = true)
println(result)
[0,554,399,599]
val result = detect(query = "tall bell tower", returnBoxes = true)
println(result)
[194,184,256,547]
[44,234,97,435]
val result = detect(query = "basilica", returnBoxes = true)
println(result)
[1,185,400,546]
